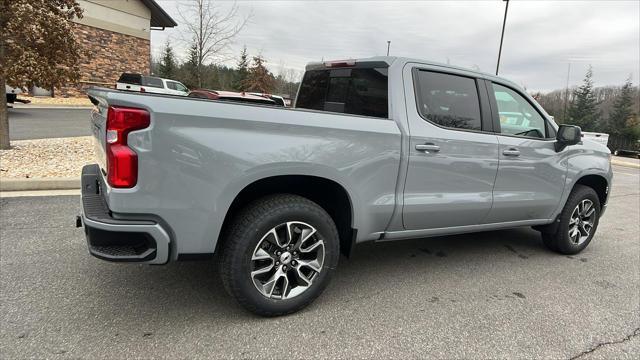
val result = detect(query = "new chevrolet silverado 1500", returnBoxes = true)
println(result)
[80,57,612,316]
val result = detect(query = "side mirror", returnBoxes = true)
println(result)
[555,124,582,152]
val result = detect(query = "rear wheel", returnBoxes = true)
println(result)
[541,185,600,255]
[219,194,339,316]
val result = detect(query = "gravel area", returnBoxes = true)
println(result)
[19,96,92,106]
[0,136,93,179]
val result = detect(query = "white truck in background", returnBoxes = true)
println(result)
[116,73,189,96]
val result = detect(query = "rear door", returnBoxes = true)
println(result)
[402,67,499,230]
[484,81,565,223]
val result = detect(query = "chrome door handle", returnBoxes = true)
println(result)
[503,148,520,157]
[415,143,440,152]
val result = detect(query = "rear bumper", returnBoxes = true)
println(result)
[79,164,170,264]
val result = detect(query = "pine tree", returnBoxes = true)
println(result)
[157,41,177,79]
[242,55,275,94]
[233,46,249,91]
[568,66,600,131]
[180,44,200,88]
[607,77,637,138]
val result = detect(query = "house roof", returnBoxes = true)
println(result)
[141,0,177,28]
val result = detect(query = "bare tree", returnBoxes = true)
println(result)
[177,0,250,87]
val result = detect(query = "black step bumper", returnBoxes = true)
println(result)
[79,164,170,264]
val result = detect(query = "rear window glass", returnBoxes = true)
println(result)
[117,73,141,85]
[296,67,388,118]
[414,70,482,131]
[142,76,164,88]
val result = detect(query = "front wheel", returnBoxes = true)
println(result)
[542,185,601,255]
[219,194,340,316]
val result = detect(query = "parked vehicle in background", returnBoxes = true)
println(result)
[5,85,21,104]
[611,139,640,159]
[250,93,287,106]
[116,73,189,96]
[188,89,276,105]
[81,57,612,316]
[582,131,609,148]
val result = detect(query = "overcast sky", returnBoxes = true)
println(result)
[152,0,639,92]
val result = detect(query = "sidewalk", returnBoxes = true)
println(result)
[611,156,640,169]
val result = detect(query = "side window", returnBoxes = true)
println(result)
[175,83,188,92]
[492,83,547,138]
[415,70,482,131]
[142,76,164,88]
[166,81,177,90]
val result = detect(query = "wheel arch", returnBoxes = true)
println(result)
[217,174,356,257]
[574,174,609,209]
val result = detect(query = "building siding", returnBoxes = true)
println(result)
[58,23,150,97]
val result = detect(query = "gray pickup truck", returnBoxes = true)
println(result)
[80,57,612,316]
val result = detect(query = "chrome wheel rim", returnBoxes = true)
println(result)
[568,199,596,245]
[250,221,325,300]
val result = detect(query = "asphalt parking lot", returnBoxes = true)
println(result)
[7,108,91,140]
[1,165,638,359]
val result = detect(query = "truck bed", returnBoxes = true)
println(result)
[87,88,402,260]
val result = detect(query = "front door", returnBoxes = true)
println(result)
[485,82,566,223]
[402,68,499,230]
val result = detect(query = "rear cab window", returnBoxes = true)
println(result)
[117,73,141,85]
[296,62,389,118]
[413,70,483,131]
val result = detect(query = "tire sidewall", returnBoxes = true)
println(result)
[228,199,339,315]
[557,187,601,254]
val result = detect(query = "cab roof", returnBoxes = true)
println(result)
[305,56,521,91]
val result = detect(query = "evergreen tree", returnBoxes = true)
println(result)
[568,66,600,131]
[242,55,275,94]
[607,77,637,138]
[180,44,200,88]
[157,41,178,79]
[233,46,249,91]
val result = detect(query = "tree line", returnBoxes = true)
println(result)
[532,67,640,142]
[153,42,301,98]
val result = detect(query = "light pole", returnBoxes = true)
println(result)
[386,41,391,56]
[496,0,509,75]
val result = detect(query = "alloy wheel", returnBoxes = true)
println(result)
[250,221,325,300]
[568,199,596,245]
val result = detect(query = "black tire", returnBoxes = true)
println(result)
[541,185,601,255]
[219,194,340,316]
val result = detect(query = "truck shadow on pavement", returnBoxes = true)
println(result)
[90,226,558,321]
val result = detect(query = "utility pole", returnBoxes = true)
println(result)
[386,41,391,56]
[562,62,571,122]
[496,0,509,76]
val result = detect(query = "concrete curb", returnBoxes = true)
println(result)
[0,178,80,191]
[611,159,640,169]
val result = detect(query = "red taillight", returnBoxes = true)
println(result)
[140,87,146,92]
[106,106,150,188]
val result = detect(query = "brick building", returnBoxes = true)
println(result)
[58,0,176,97]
